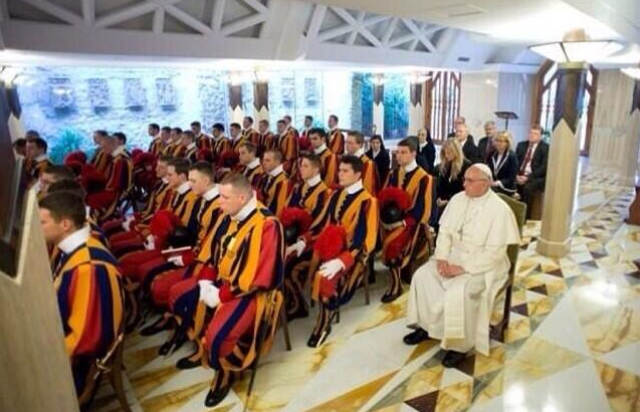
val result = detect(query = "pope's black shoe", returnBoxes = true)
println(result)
[403,328,430,345]
[204,385,230,408]
[442,350,467,368]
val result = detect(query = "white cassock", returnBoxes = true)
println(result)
[407,189,520,355]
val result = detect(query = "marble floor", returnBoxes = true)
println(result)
[93,171,640,412]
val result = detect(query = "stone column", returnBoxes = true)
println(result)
[253,81,269,123]
[373,81,384,137]
[537,62,588,258]
[409,82,424,135]
[621,82,640,186]
[228,83,244,124]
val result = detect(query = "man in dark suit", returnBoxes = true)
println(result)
[516,125,549,218]
[477,121,497,164]
[454,123,478,163]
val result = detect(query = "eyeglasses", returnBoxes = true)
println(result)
[463,177,489,183]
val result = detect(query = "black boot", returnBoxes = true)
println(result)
[442,350,467,368]
[381,288,403,303]
[307,326,331,348]
[286,305,309,322]
[204,371,234,408]
[403,328,430,345]
[140,317,172,336]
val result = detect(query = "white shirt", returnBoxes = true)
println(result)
[177,181,191,195]
[354,148,365,158]
[203,185,219,201]
[35,154,49,162]
[232,195,257,222]
[268,164,284,177]
[345,180,364,195]
[161,177,169,184]
[372,149,380,159]
[112,145,126,157]
[306,174,322,187]
[314,144,328,155]
[419,142,428,150]
[247,158,261,169]
[213,134,226,142]
[524,142,539,176]
[403,159,418,173]
[187,142,197,150]
[58,226,91,254]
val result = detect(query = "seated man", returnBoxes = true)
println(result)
[345,131,378,195]
[147,123,164,156]
[182,131,199,163]
[191,121,211,152]
[276,119,299,176]
[87,135,133,223]
[162,127,183,156]
[36,164,76,199]
[309,127,338,187]
[200,173,284,407]
[259,149,289,217]
[237,141,265,188]
[242,116,260,147]
[380,137,433,303]
[305,156,378,347]
[284,153,330,320]
[211,123,230,161]
[516,125,549,219]
[39,192,124,395]
[25,136,52,185]
[403,164,520,368]
[327,114,345,155]
[258,119,274,154]
[229,123,244,153]
[90,130,112,175]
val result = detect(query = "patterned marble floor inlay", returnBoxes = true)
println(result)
[92,172,640,412]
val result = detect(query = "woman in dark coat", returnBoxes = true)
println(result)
[488,131,518,196]
[366,134,391,185]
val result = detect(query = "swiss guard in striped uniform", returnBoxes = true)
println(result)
[199,173,284,407]
[379,137,433,303]
[39,192,124,396]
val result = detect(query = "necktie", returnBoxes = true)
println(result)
[520,144,534,174]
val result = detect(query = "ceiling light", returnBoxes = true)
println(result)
[529,40,623,63]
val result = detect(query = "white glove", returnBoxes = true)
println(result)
[199,280,220,308]
[383,221,404,231]
[319,258,345,280]
[144,235,155,250]
[167,255,184,267]
[285,240,306,258]
[122,216,135,231]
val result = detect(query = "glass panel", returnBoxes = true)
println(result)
[383,73,409,140]
[543,63,557,86]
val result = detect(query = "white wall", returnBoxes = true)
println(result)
[459,72,498,143]
[497,72,535,144]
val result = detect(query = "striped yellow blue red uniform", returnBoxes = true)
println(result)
[148,137,166,157]
[203,204,284,394]
[241,164,265,189]
[92,151,133,222]
[316,147,339,187]
[359,153,379,196]
[328,129,344,155]
[259,170,289,217]
[53,236,124,393]
[306,186,378,339]
[91,149,111,176]
[284,179,330,318]
[212,137,231,162]
[278,129,299,176]
[381,165,433,297]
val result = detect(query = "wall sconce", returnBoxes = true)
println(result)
[227,71,246,86]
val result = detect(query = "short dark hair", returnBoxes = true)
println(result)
[308,127,327,139]
[300,152,322,170]
[47,179,86,200]
[264,149,283,163]
[340,155,363,174]
[43,165,76,182]
[277,119,286,126]
[94,130,109,138]
[531,124,543,133]
[28,137,48,152]
[397,137,417,153]
[182,130,195,140]
[347,131,365,146]
[230,123,241,130]
[213,123,225,132]
[259,119,269,126]
[189,161,215,181]
[26,130,41,139]
[113,132,127,145]
[329,114,339,123]
[161,126,172,133]
[39,192,86,229]
[169,159,190,178]
[305,115,313,122]
[191,121,201,128]
[149,123,160,131]
[244,116,254,125]
[284,115,292,122]
[13,138,26,149]
[171,127,183,134]
[158,155,174,164]
[239,141,258,155]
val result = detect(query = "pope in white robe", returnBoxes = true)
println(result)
[404,163,520,365]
